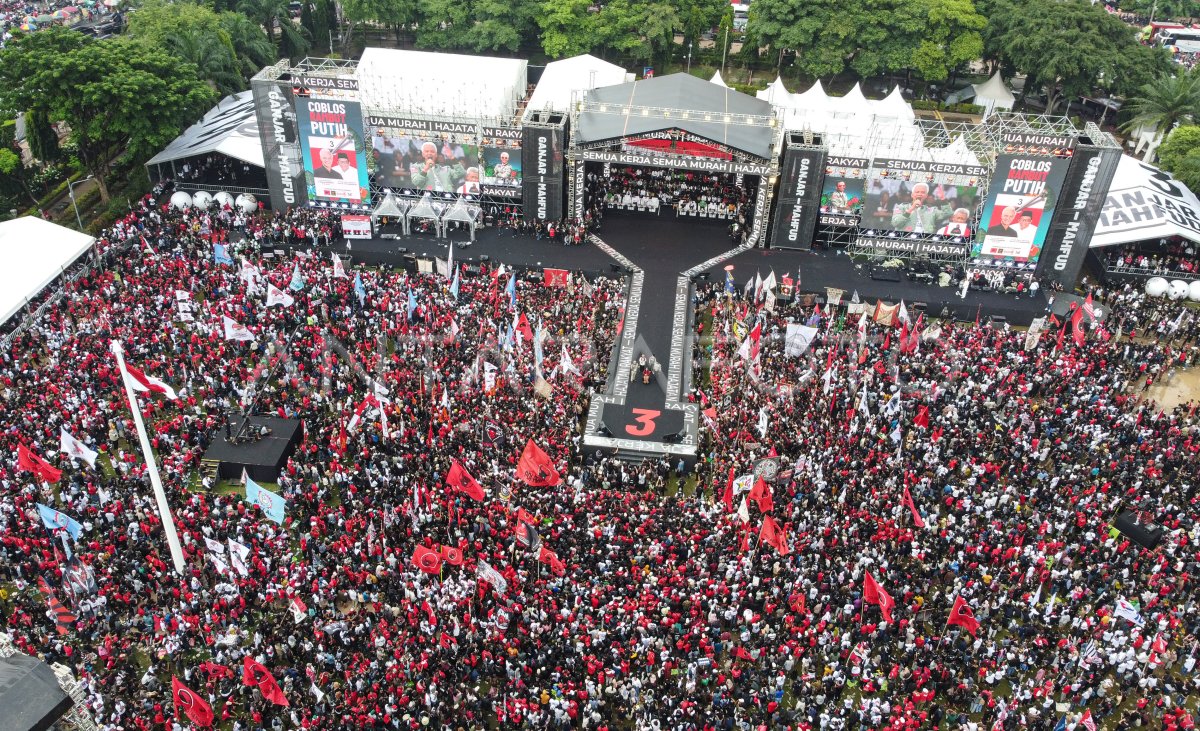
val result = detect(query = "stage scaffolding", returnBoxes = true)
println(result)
[819,110,1082,265]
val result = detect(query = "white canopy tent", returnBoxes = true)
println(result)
[357,49,528,124]
[1091,154,1200,247]
[709,71,728,88]
[405,193,445,238]
[762,78,979,166]
[945,73,1015,119]
[0,217,95,325]
[146,91,264,172]
[524,54,632,121]
[441,197,483,242]
[372,191,410,234]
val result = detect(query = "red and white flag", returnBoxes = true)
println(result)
[332,252,349,279]
[1079,709,1097,731]
[122,362,179,400]
[863,571,895,623]
[289,596,308,624]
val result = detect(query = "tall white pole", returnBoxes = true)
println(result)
[110,340,186,575]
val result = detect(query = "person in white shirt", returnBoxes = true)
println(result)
[335,152,358,183]
[456,167,482,195]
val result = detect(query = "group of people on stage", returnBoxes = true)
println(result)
[586,166,754,222]
[0,181,1199,730]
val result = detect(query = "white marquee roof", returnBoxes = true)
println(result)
[357,48,528,124]
[146,91,264,169]
[1092,154,1200,247]
[760,79,977,166]
[0,217,95,325]
[524,54,632,122]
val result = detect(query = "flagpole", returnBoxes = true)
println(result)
[110,340,186,575]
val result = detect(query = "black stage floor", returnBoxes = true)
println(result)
[702,247,1047,325]
[204,416,303,482]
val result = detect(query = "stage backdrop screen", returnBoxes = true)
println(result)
[862,177,979,237]
[973,154,1071,264]
[371,134,480,194]
[296,98,371,206]
[481,146,522,196]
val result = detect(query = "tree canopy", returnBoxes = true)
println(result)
[0,28,215,201]
[985,0,1172,112]
[1156,125,1200,191]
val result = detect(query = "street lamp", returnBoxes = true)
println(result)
[687,42,693,73]
[67,175,94,231]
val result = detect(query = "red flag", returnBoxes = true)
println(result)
[446,460,485,501]
[516,439,560,487]
[1071,304,1086,347]
[537,546,566,575]
[1079,710,1097,731]
[902,486,926,529]
[18,444,61,484]
[948,595,980,636]
[722,467,735,512]
[412,545,443,574]
[242,656,289,706]
[733,646,755,661]
[440,544,463,565]
[759,515,790,555]
[913,405,929,430]
[516,313,534,343]
[1082,292,1096,319]
[172,677,215,727]
[897,320,909,354]
[863,571,895,623]
[748,477,773,513]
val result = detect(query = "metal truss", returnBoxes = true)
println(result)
[294,57,361,74]
[573,96,782,131]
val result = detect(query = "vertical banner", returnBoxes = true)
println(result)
[251,73,306,210]
[573,158,586,218]
[296,98,371,207]
[1036,145,1122,287]
[769,143,826,249]
[522,125,564,222]
[972,154,1070,264]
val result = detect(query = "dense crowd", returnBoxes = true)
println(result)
[1103,240,1200,278]
[0,186,1199,731]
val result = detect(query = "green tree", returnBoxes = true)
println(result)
[219,12,276,80]
[1156,124,1200,168]
[473,0,540,53]
[414,0,473,50]
[0,148,40,207]
[167,26,244,94]
[340,0,417,53]
[910,0,985,82]
[1122,70,1200,159]
[986,0,1165,113]
[0,28,215,201]
[238,0,287,45]
[539,0,595,59]
[25,109,61,164]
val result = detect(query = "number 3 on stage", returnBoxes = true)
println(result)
[625,408,660,436]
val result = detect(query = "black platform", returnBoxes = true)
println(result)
[204,416,303,483]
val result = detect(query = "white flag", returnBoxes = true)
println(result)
[332,252,348,279]
[477,559,508,595]
[227,538,251,577]
[1114,597,1145,626]
[59,428,98,468]
[223,316,256,342]
[311,683,325,702]
[204,536,226,555]
[266,284,295,308]
[736,497,750,523]
[561,344,577,375]
[446,242,454,281]
[435,257,449,278]
[898,300,910,324]
[784,324,818,357]
[208,552,230,575]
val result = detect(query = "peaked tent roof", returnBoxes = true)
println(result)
[442,197,482,223]
[525,54,632,121]
[576,73,776,160]
[1091,154,1200,247]
[710,71,728,87]
[0,217,95,325]
[407,192,442,221]
[146,91,264,168]
[973,72,1015,109]
[372,191,408,218]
